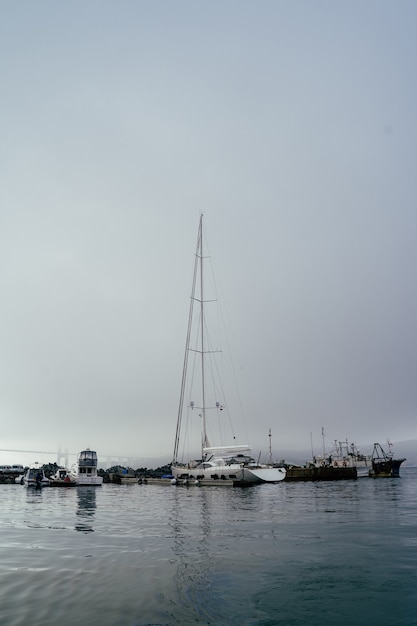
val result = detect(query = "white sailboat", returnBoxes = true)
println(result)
[171,215,286,486]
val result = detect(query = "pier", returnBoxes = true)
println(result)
[284,466,357,481]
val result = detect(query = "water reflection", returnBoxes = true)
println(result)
[75,487,96,533]
[169,488,217,622]
[168,487,261,624]
[25,487,44,504]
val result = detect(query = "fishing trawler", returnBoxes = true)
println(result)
[312,438,372,478]
[309,432,405,478]
[370,442,406,477]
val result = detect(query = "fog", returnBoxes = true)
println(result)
[1,1,416,467]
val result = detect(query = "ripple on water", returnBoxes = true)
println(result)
[1,474,417,625]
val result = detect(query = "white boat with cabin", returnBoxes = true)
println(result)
[70,449,103,485]
[49,467,77,487]
[23,463,50,488]
[171,215,286,486]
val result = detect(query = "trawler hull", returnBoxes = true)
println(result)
[370,458,405,478]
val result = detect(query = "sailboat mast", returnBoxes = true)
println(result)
[199,214,208,453]
[172,216,200,464]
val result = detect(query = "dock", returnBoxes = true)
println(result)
[284,466,357,481]
[140,477,240,487]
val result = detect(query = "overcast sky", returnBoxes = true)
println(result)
[1,1,416,467]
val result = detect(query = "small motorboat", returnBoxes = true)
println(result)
[23,463,50,489]
[49,468,77,487]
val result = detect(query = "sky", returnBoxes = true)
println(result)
[1,0,416,468]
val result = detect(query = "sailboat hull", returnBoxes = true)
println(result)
[171,463,286,485]
[245,467,286,483]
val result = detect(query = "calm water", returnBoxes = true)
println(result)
[1,469,417,626]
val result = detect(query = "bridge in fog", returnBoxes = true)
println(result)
[0,448,144,470]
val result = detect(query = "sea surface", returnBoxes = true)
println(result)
[1,468,417,626]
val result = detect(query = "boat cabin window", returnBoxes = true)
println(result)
[79,456,98,467]
[228,455,254,465]
[29,469,42,479]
